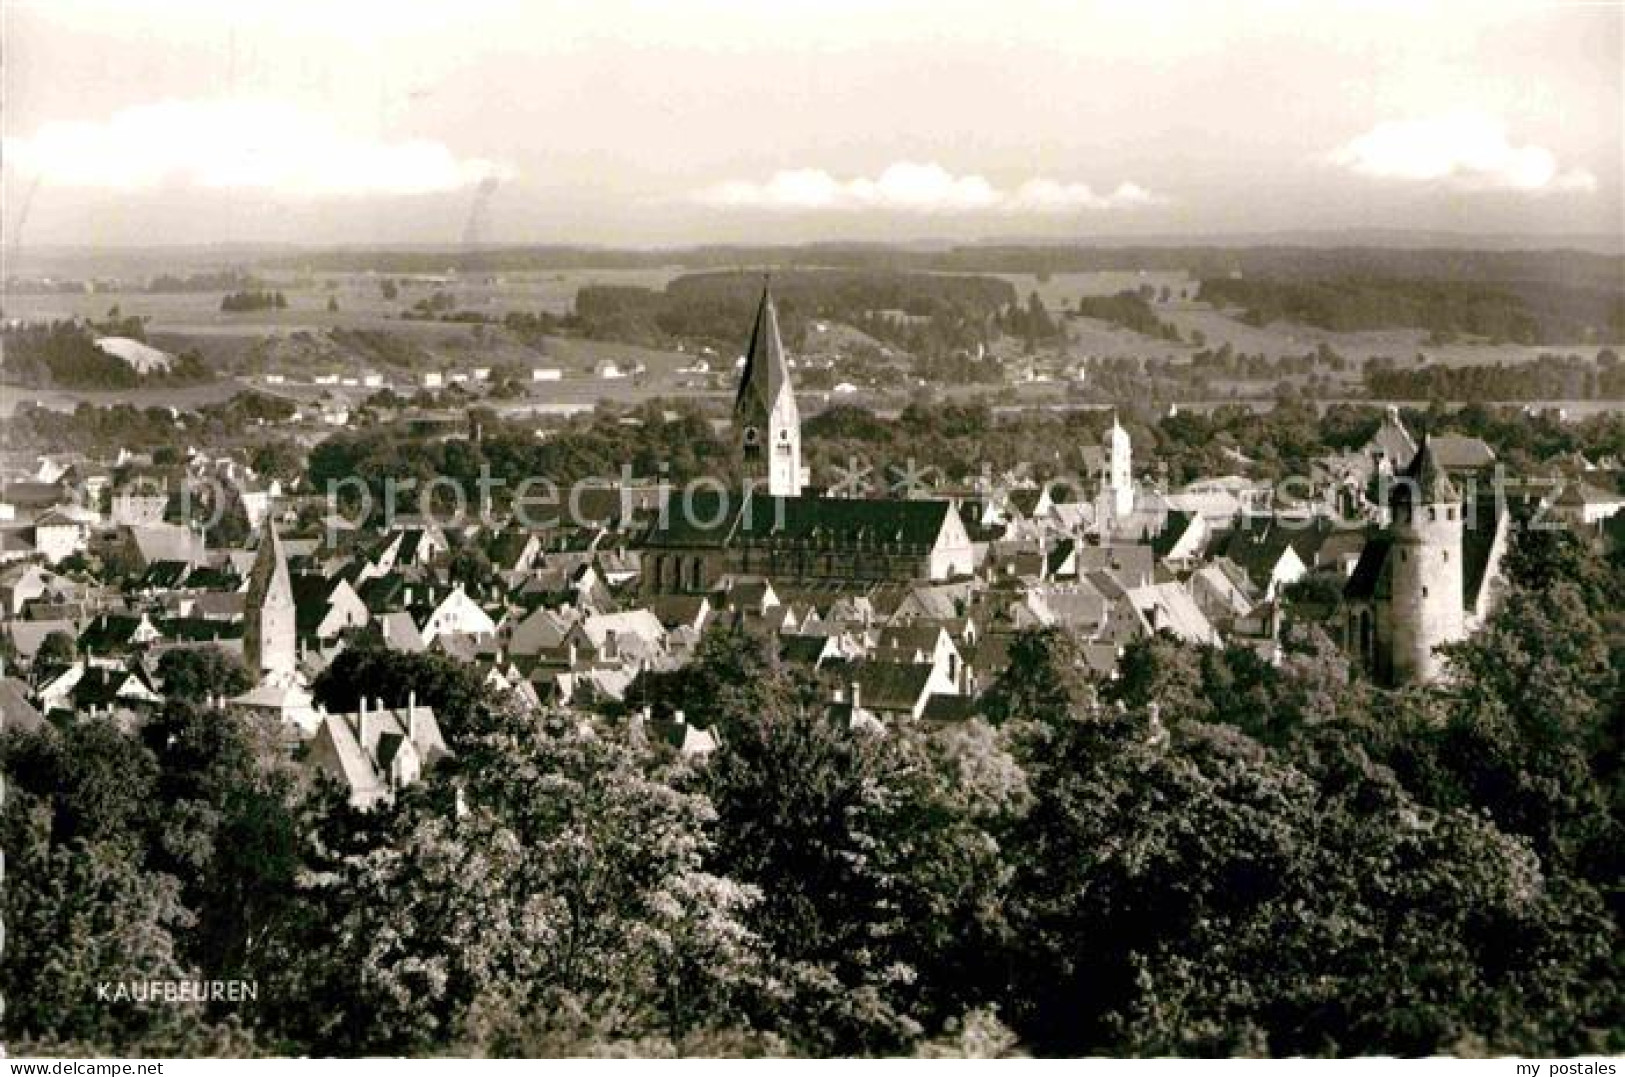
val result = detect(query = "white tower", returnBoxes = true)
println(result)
[1105,413,1135,520]
[1388,435,1464,684]
[734,282,802,497]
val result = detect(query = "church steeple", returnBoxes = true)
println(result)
[734,281,802,496]
[1104,411,1134,521]
[244,515,296,676]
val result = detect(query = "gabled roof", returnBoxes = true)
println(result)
[128,523,205,566]
[1365,407,1418,465]
[0,678,44,732]
[1214,518,1320,589]
[844,660,937,714]
[138,560,192,590]
[645,492,960,554]
[1428,434,1496,472]
[1556,480,1625,507]
[1150,511,1199,559]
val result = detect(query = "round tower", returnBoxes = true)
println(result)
[1387,436,1464,684]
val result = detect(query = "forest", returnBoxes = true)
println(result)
[1199,276,1625,344]
[3,524,1621,1056]
[0,319,214,390]
[573,269,1016,356]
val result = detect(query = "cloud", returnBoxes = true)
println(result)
[1328,113,1595,193]
[697,162,1164,213]
[4,100,515,197]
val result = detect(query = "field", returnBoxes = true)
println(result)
[5,263,1620,421]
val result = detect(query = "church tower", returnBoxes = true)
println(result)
[1387,435,1464,684]
[244,515,296,676]
[1104,413,1134,521]
[734,282,802,497]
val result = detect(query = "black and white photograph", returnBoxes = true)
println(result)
[1,0,1622,1063]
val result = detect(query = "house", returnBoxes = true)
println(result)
[111,485,171,526]
[570,609,666,664]
[508,605,580,657]
[1,563,75,616]
[37,660,162,719]
[0,668,44,733]
[307,695,450,808]
[417,584,498,645]
[1150,511,1208,568]
[826,659,958,724]
[1210,519,1313,600]
[102,523,207,574]
[871,624,965,688]
[33,510,88,564]
[292,574,370,644]
[1128,580,1220,646]
[1552,481,1625,527]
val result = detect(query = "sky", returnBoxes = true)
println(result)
[3,0,1621,249]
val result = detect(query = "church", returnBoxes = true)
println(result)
[641,284,976,594]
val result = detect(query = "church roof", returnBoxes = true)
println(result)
[734,284,794,424]
[645,492,959,552]
[1366,407,1418,465]
[1428,434,1496,472]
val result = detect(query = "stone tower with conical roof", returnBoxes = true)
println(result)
[1387,434,1464,684]
[244,516,296,676]
[734,282,802,497]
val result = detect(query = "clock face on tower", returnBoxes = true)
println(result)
[743,427,760,447]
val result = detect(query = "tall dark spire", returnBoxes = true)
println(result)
[243,515,295,675]
[732,279,802,496]
[734,281,793,422]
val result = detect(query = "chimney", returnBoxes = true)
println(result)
[832,684,845,704]
[408,689,420,744]
[673,708,686,727]
[849,679,861,711]
[357,696,370,745]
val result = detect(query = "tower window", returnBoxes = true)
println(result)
[1422,587,1429,598]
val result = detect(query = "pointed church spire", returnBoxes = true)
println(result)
[244,515,296,675]
[733,280,802,496]
[735,279,794,422]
